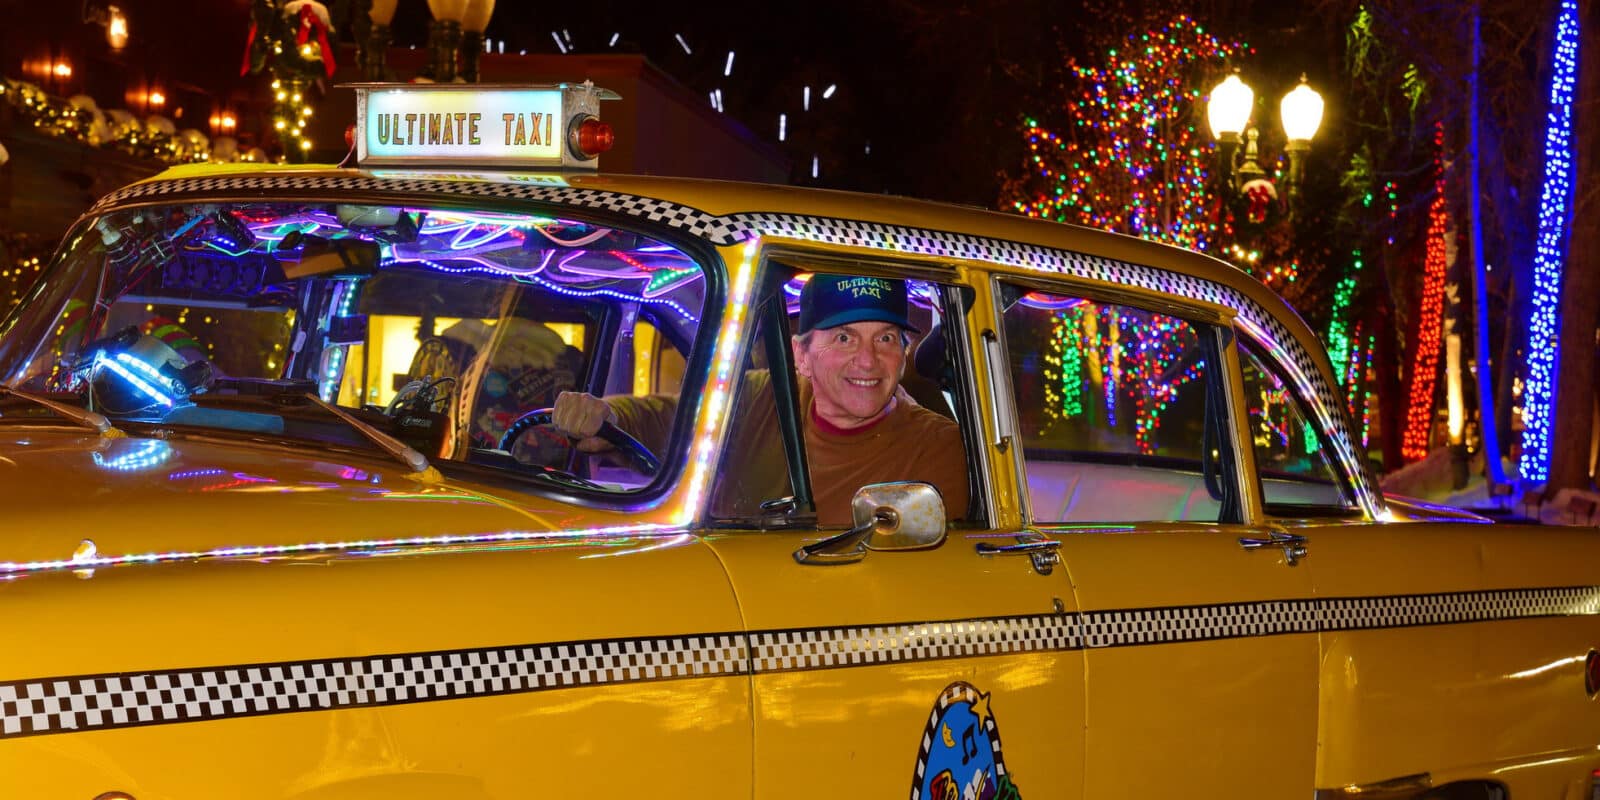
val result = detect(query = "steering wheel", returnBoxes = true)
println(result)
[498,408,661,476]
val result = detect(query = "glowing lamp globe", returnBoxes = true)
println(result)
[369,0,398,25]
[1207,73,1253,140]
[427,0,469,22]
[463,0,496,33]
[1280,77,1324,144]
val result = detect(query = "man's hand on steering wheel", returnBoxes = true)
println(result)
[552,391,617,453]
[504,394,660,477]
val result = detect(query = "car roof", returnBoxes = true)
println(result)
[135,163,1319,360]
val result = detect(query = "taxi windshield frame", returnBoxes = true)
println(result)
[0,190,730,512]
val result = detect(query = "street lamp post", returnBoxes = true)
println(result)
[426,0,468,83]
[1206,71,1324,209]
[460,0,496,83]
[361,0,398,81]
[1279,75,1326,204]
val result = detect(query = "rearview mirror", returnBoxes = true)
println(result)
[277,233,381,279]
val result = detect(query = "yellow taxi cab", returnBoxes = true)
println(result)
[2,83,1597,800]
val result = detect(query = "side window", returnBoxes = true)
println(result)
[1237,341,1354,513]
[1000,285,1236,524]
[710,268,977,528]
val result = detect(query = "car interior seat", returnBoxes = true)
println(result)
[901,325,955,418]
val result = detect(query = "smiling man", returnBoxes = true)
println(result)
[552,273,970,525]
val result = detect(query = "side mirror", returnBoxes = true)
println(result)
[856,482,947,551]
[793,481,948,565]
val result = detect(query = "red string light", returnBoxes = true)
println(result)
[1401,123,1449,462]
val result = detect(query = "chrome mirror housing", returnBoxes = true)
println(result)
[856,482,946,551]
[793,481,947,565]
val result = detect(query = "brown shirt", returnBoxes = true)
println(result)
[607,369,970,526]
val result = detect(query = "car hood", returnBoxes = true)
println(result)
[0,428,650,571]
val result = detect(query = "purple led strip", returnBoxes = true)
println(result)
[395,257,698,322]
[0,524,685,578]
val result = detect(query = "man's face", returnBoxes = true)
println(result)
[793,321,909,430]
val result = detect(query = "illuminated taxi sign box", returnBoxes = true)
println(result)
[354,83,617,169]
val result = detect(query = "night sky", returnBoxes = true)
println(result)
[2,0,1337,205]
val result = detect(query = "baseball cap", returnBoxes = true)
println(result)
[797,274,921,335]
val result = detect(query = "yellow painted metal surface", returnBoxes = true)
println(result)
[6,164,1597,800]
[706,530,1086,800]
[1302,521,1600,791]
[0,430,752,799]
[1050,527,1320,798]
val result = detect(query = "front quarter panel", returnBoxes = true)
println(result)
[0,535,751,800]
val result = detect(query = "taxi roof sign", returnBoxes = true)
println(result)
[352,82,619,169]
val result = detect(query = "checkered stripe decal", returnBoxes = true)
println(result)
[911,681,1008,800]
[1319,586,1600,630]
[7,586,1594,739]
[747,615,1077,673]
[1080,600,1320,647]
[1,633,745,738]
[87,174,751,245]
[727,211,1375,511]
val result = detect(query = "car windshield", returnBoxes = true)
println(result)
[0,199,712,498]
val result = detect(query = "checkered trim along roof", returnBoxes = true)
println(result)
[5,586,1596,739]
[86,174,752,245]
[86,177,1367,509]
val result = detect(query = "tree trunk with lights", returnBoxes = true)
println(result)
[1545,0,1600,492]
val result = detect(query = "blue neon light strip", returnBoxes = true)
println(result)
[99,353,176,408]
[1518,0,1580,484]
[92,440,173,472]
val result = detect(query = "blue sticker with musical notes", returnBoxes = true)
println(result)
[911,682,1020,800]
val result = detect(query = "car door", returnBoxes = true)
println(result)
[1230,339,1600,792]
[702,256,1086,800]
[989,277,1320,798]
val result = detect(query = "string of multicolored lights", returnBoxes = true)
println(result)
[1010,17,1286,445]
[1042,302,1207,455]
[1517,0,1580,484]
[1400,124,1449,462]
[1010,17,1242,254]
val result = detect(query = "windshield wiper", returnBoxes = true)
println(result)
[0,384,120,436]
[300,393,432,475]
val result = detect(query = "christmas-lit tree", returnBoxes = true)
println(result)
[1002,16,1243,255]
[1001,17,1277,453]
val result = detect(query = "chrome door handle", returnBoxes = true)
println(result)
[975,540,1060,555]
[1238,531,1309,566]
[976,535,1061,575]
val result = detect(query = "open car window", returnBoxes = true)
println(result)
[0,201,712,503]
[708,265,978,528]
